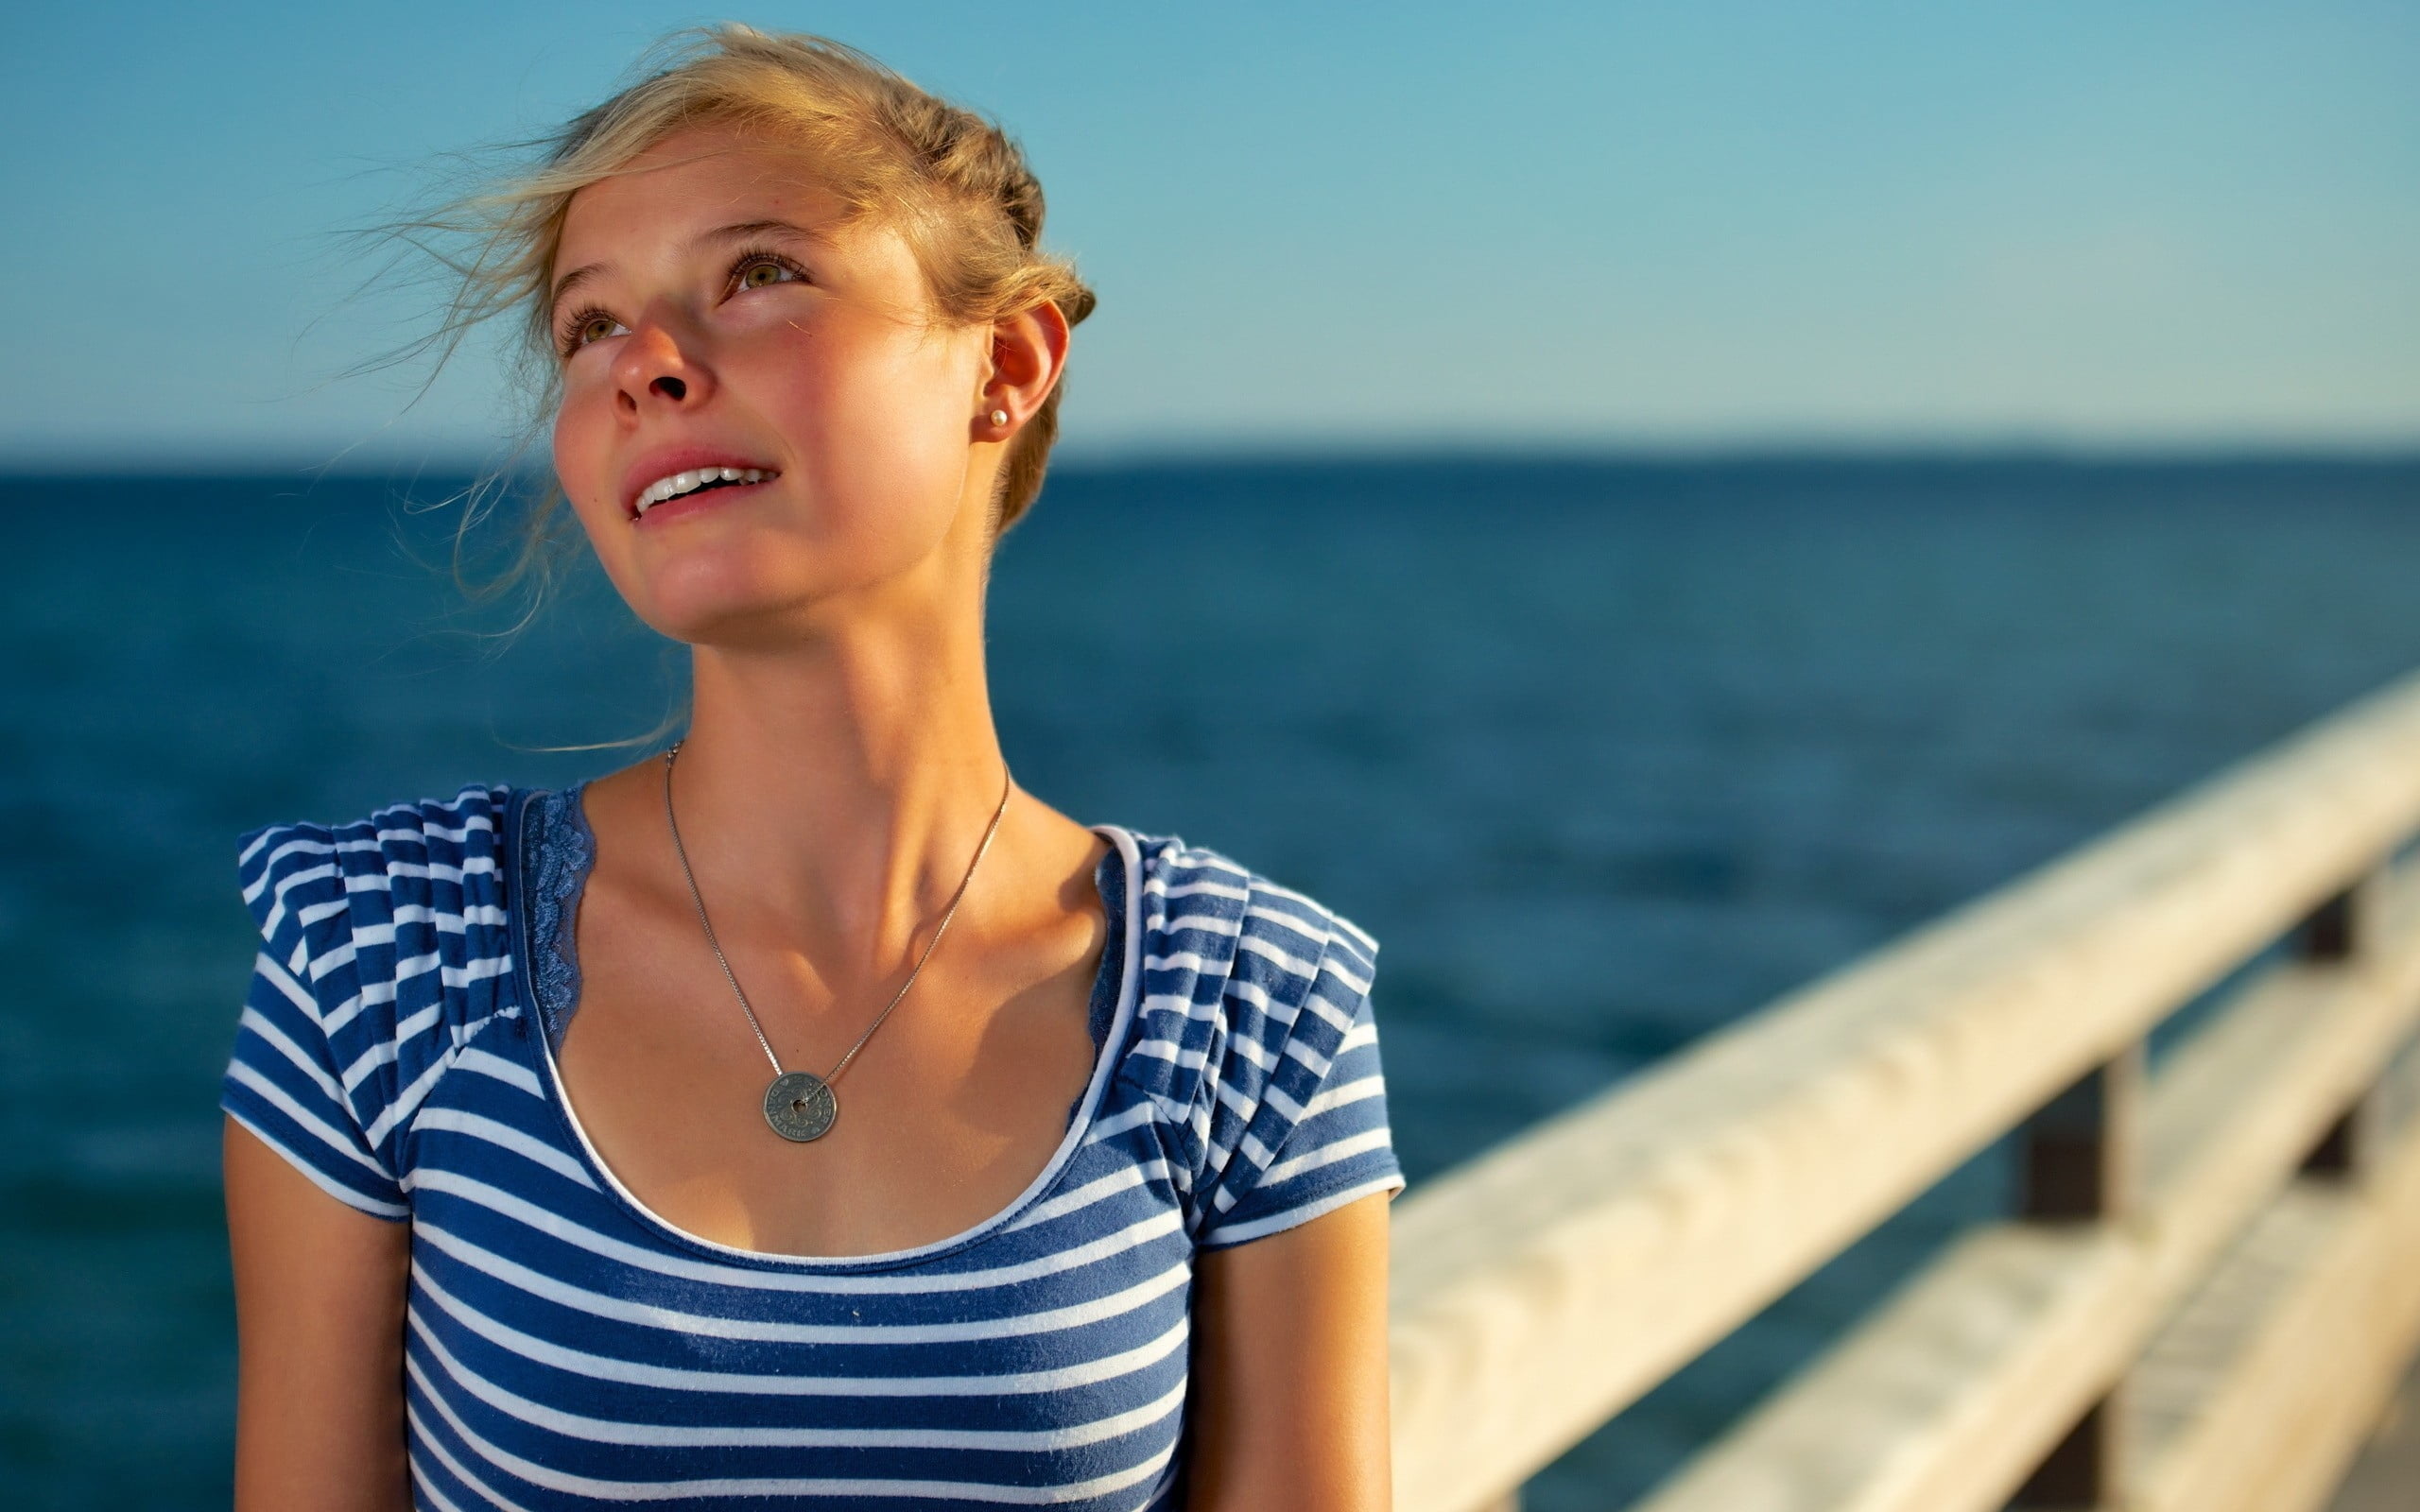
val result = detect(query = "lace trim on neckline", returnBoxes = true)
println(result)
[526,785,595,1053]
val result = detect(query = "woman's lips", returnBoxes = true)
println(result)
[621,449,783,518]
[630,467,780,524]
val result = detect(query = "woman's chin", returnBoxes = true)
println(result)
[633,575,890,651]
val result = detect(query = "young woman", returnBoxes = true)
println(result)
[219,26,1402,1512]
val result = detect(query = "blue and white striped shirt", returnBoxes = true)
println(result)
[221,782,1404,1509]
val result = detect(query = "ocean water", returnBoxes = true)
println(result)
[5,456,2418,1507]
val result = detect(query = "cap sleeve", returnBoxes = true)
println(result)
[218,787,513,1220]
[1120,839,1406,1249]
[1197,888,1404,1248]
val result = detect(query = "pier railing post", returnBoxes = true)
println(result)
[2011,1044,2145,1507]
[2291,873,2379,965]
[2298,873,2389,1182]
[2302,1092,2383,1180]
[2019,1045,2146,1226]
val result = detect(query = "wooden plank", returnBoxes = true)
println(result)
[1624,1225,2130,1512]
[2128,1183,2346,1493]
[2325,1351,2420,1512]
[2130,1110,2420,1512]
[2133,1029,2420,1512]
[1618,874,2420,1512]
[1390,672,2420,1512]
[2135,946,2420,1310]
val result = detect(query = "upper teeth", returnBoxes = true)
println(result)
[635,467,769,515]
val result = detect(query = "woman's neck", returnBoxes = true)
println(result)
[661,611,1012,980]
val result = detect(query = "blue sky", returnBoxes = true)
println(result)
[4,1,2414,466]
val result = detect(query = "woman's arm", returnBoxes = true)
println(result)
[223,1118,413,1512]
[1186,1190,1393,1511]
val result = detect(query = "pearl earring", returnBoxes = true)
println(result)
[989,409,1010,427]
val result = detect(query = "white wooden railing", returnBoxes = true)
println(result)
[1388,668,2420,1512]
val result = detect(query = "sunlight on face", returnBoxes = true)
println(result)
[548,123,995,649]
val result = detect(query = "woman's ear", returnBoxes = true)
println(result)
[977,301,1072,437]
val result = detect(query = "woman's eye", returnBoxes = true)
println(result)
[559,309,624,355]
[736,257,797,291]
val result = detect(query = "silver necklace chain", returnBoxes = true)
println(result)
[660,740,1013,1093]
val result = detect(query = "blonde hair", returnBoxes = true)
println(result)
[407,24,1094,574]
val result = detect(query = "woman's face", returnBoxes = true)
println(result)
[549,123,996,647]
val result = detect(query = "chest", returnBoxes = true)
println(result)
[395,1043,1197,1511]
[552,937,1101,1255]
[508,787,1127,1260]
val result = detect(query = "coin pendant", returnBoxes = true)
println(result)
[764,1071,838,1143]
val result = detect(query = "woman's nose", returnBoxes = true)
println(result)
[612,321,713,416]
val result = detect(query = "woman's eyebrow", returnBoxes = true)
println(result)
[696,217,828,249]
[549,262,605,314]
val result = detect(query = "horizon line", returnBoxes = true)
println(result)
[6,437,2420,481]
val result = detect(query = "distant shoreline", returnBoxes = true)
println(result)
[8,448,2420,487]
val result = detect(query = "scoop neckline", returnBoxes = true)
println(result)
[520,781,1147,1272]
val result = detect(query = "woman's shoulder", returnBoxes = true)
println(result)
[1117,827,1384,1059]
[1107,830,1399,1245]
[226,783,524,1214]
[236,782,519,1021]
[1119,830,1376,960]
[237,782,516,910]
